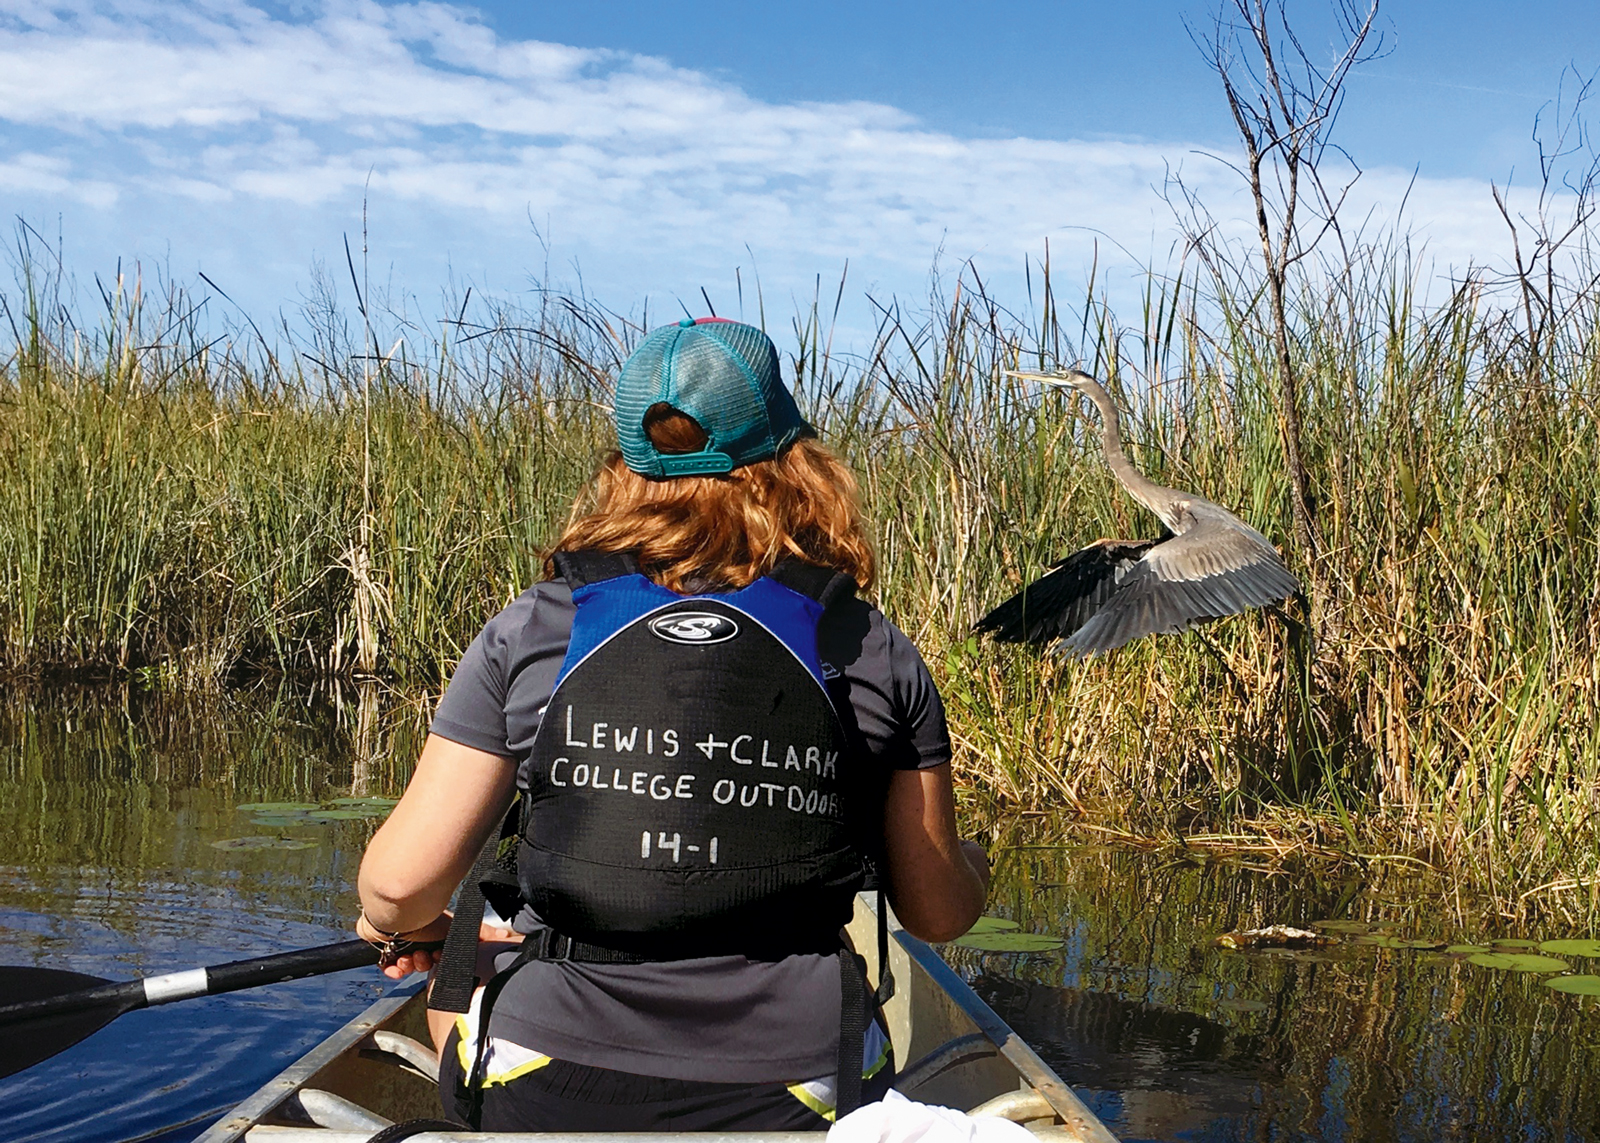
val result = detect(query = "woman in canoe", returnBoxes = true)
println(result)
[354,317,989,1131]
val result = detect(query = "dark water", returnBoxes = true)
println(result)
[965,849,1600,1142]
[0,686,418,1142]
[1,688,1597,1142]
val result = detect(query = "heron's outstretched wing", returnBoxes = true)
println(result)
[974,539,1157,645]
[1062,515,1300,656]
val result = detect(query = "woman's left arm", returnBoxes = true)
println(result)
[357,733,517,975]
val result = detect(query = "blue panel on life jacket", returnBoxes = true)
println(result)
[557,573,829,691]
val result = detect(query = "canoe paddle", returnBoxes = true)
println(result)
[0,938,435,1079]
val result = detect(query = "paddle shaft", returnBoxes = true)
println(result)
[0,939,380,1026]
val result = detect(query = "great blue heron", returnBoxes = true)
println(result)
[976,368,1300,656]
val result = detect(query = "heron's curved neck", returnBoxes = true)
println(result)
[1078,378,1172,521]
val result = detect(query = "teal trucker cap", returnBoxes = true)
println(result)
[614,317,813,478]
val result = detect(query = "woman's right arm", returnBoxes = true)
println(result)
[881,763,989,943]
[357,733,517,977]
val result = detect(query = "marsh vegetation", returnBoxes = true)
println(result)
[2,222,1600,925]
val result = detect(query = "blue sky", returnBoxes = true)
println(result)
[1,1,1596,343]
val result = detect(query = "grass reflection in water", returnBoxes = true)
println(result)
[962,845,1600,1143]
[0,684,420,1143]
[2,686,1598,1142]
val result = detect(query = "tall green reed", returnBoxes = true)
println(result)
[2,240,1599,916]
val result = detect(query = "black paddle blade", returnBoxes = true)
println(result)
[0,939,394,1080]
[0,968,134,1080]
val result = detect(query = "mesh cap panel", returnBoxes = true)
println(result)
[615,318,811,477]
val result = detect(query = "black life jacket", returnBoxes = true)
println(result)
[517,549,875,958]
[432,551,895,1121]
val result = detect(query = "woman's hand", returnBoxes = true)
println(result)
[357,911,453,980]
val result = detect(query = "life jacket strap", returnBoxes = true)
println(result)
[836,947,868,1116]
[550,549,642,588]
[523,927,655,964]
[428,828,502,1014]
[767,557,858,609]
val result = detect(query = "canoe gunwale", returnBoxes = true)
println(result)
[192,980,426,1143]
[867,899,1117,1143]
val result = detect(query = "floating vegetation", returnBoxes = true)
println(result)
[1465,952,1570,973]
[1216,925,1332,950]
[1206,923,1587,967]
[951,931,1066,953]
[951,917,1062,952]
[209,836,317,851]
[1538,939,1600,958]
[248,815,322,828]
[1543,975,1600,996]
[234,797,395,825]
[1354,935,1447,950]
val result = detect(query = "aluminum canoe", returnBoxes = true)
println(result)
[196,895,1117,1143]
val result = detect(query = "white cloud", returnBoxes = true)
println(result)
[0,0,1545,330]
[0,151,116,205]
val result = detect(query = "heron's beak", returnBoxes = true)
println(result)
[1003,369,1085,389]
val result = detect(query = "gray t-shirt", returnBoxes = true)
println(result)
[430,577,951,1083]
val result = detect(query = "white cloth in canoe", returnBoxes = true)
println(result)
[829,1090,1035,1143]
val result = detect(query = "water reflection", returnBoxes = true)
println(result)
[965,846,1600,1142]
[0,684,424,1143]
[2,688,1598,1142]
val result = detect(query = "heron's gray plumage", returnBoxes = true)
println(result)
[976,369,1301,656]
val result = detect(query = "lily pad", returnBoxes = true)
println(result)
[1543,974,1600,996]
[1352,935,1444,950]
[962,916,1021,935]
[1216,998,1269,1013]
[249,815,320,828]
[235,801,319,814]
[951,932,1064,953]
[209,836,317,851]
[1538,939,1600,959]
[1467,952,1570,973]
[328,796,401,808]
[1445,944,1491,955]
[1310,919,1375,934]
[304,809,382,821]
